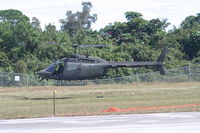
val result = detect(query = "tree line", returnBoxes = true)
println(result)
[0,2,200,78]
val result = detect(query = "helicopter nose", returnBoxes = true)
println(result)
[37,70,52,78]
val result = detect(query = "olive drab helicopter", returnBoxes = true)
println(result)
[38,45,168,81]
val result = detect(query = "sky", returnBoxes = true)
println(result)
[0,0,200,30]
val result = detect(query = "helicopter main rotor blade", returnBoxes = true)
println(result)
[72,45,110,48]
[47,43,110,48]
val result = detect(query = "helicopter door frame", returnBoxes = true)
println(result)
[52,61,65,79]
[64,62,82,80]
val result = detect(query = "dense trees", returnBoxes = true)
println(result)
[0,3,199,77]
[60,2,97,36]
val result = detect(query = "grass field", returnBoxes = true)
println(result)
[0,82,200,119]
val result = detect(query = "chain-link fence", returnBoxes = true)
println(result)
[0,64,200,87]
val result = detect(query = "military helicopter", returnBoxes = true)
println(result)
[38,45,168,81]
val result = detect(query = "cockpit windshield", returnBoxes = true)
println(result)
[45,63,56,73]
[44,59,65,74]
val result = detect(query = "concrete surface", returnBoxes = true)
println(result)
[0,112,200,133]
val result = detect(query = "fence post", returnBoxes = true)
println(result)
[163,76,166,82]
[53,90,56,116]
[135,74,139,82]
[188,63,191,81]
[26,74,29,86]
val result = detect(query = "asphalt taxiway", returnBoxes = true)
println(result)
[0,112,200,133]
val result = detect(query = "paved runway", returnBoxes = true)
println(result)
[0,112,200,133]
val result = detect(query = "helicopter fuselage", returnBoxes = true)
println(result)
[38,48,168,81]
[38,55,110,80]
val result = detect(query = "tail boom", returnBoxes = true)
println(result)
[108,61,165,75]
[108,48,168,75]
[109,61,162,67]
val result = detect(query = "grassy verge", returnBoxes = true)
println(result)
[0,82,200,119]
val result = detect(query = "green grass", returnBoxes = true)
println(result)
[0,82,200,119]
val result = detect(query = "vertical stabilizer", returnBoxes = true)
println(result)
[157,48,168,63]
[157,48,168,75]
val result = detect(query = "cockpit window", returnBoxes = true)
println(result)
[45,60,65,73]
[54,62,65,75]
[45,63,56,73]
